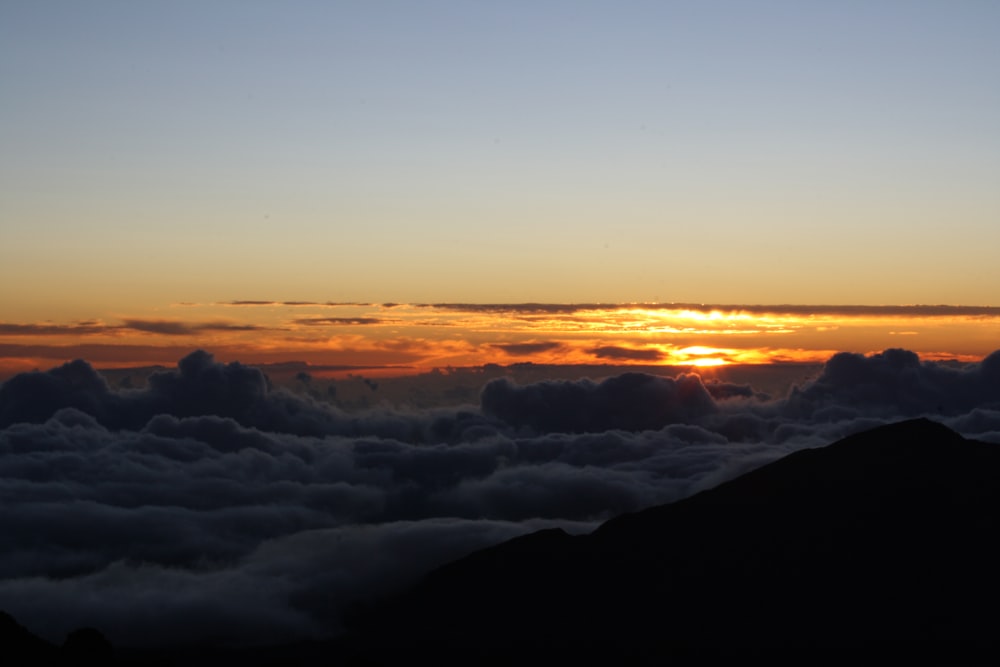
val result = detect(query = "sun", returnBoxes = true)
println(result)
[689,357,728,367]
[672,345,731,367]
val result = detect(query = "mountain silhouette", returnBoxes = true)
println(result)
[0,612,114,666]
[0,611,57,663]
[340,418,1000,665]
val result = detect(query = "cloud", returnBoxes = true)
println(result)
[121,319,266,335]
[1,350,407,436]
[416,302,1000,317]
[588,345,665,362]
[490,342,565,356]
[1,347,1000,648]
[0,518,583,647]
[0,319,267,338]
[224,301,373,307]
[0,359,119,427]
[702,379,760,401]
[417,303,610,314]
[0,343,241,367]
[292,317,387,326]
[0,322,110,336]
[481,372,718,433]
[785,348,1000,419]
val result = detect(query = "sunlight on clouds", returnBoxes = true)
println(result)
[678,346,726,356]
[668,346,733,367]
[1,302,998,377]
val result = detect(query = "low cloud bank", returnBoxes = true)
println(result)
[481,372,719,432]
[1,348,999,647]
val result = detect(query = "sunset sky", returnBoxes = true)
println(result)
[2,2,998,373]
[5,2,1000,651]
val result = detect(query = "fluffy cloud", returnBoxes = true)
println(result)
[481,372,718,433]
[1,348,999,647]
[786,348,1000,419]
[0,518,583,647]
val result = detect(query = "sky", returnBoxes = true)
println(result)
[2,2,999,372]
[2,2,999,336]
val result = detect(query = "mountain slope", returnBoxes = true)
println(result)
[342,418,1000,664]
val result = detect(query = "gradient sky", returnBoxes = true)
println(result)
[2,1,999,369]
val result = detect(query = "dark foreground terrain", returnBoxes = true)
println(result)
[5,418,999,665]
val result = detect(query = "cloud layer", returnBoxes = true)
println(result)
[1,348,999,647]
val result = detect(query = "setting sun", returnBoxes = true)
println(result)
[689,357,729,367]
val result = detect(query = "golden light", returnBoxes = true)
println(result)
[4,302,998,378]
[672,345,733,367]
[689,357,728,367]
[678,346,723,356]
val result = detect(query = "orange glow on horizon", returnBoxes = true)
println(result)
[1,302,997,379]
[688,358,729,367]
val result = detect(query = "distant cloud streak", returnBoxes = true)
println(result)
[416,302,1000,317]
[121,319,265,336]
[224,301,373,307]
[589,345,665,361]
[0,322,110,336]
[490,342,565,356]
[292,317,388,326]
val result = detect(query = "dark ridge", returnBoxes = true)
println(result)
[0,614,114,666]
[0,611,56,662]
[339,418,1000,665]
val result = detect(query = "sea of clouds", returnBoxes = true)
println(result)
[1,348,999,646]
